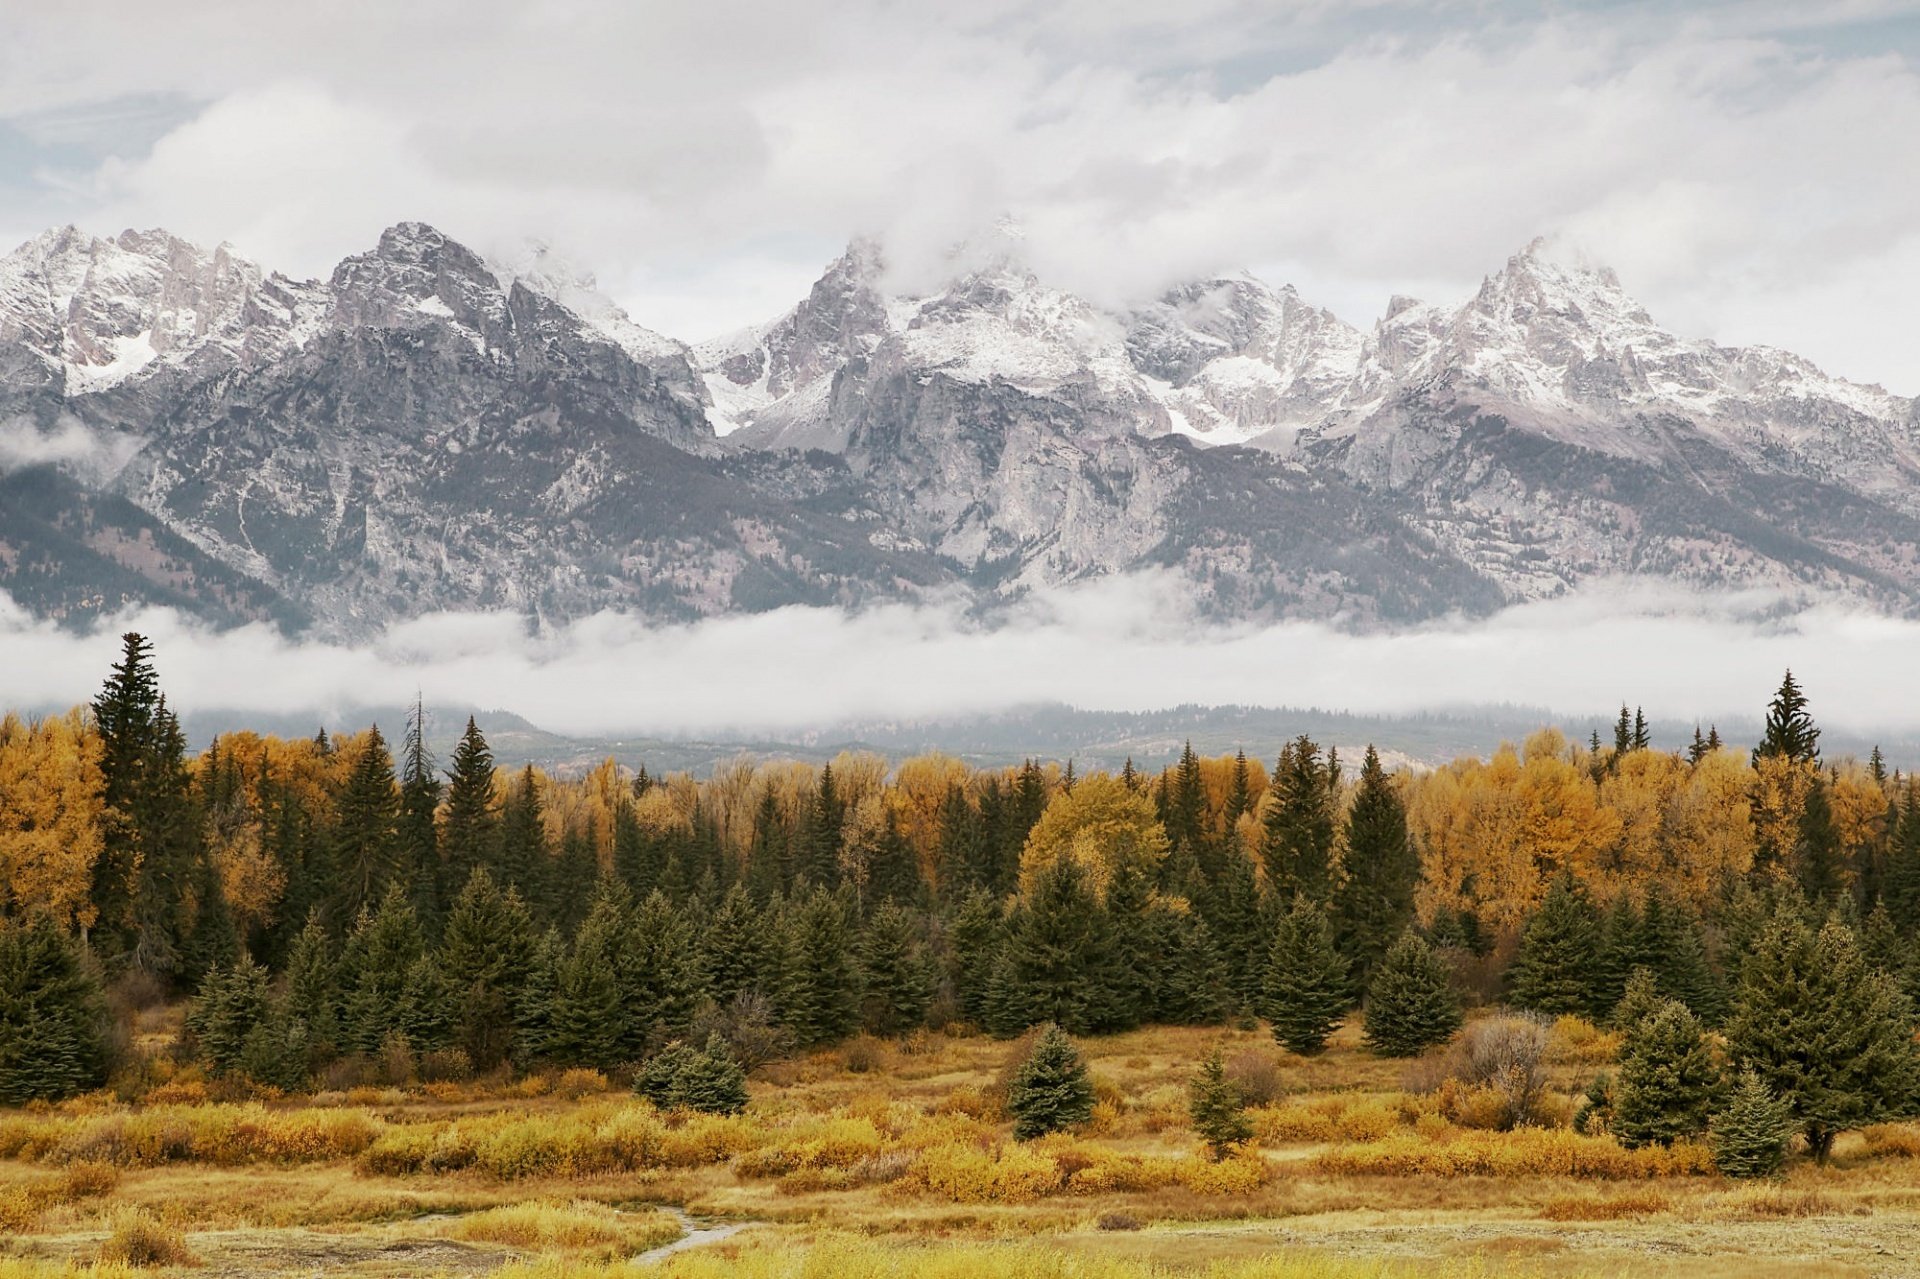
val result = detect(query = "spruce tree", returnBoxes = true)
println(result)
[1006,1023,1095,1140]
[628,890,703,1046]
[1333,745,1417,984]
[282,912,340,1061]
[985,856,1118,1037]
[1261,736,1337,903]
[1796,773,1845,902]
[333,727,401,926]
[701,884,772,1007]
[552,877,638,1067]
[774,887,863,1048]
[678,1033,751,1114]
[1710,1069,1796,1178]
[1754,670,1820,765]
[513,927,566,1067]
[1612,999,1722,1148]
[396,697,442,927]
[1635,887,1725,1023]
[186,953,272,1075]
[1725,909,1920,1160]
[1506,874,1603,1017]
[1150,903,1231,1025]
[338,884,425,1054]
[441,718,499,892]
[1188,1045,1252,1160]
[396,954,456,1053]
[1260,899,1351,1056]
[496,767,549,907]
[1363,931,1462,1057]
[0,918,110,1103]
[946,889,1005,1029]
[1885,784,1920,933]
[441,868,535,1068]
[860,901,934,1036]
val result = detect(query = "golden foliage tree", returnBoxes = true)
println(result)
[0,709,104,927]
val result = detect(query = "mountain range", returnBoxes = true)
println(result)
[2,221,1915,637]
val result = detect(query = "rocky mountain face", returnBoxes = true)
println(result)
[2,221,1916,636]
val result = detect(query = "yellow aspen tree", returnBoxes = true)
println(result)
[0,709,104,927]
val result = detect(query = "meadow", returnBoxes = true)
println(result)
[5,1012,1920,1279]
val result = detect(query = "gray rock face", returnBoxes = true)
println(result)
[3,222,1918,637]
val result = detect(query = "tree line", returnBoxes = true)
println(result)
[3,641,1919,1166]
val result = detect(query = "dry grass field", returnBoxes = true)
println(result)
[4,1014,1920,1278]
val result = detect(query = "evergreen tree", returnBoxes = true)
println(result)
[1873,775,1920,925]
[1007,1023,1095,1140]
[396,697,442,927]
[1150,903,1231,1025]
[1610,966,1665,1037]
[396,954,456,1053]
[628,890,703,1046]
[282,912,340,1063]
[1507,874,1603,1017]
[513,927,566,1067]
[862,809,926,909]
[337,884,425,1054]
[0,918,110,1103]
[1725,909,1920,1160]
[238,1002,313,1091]
[552,877,638,1067]
[179,858,239,990]
[934,783,987,895]
[1333,745,1418,984]
[333,727,401,926]
[1261,736,1337,903]
[1165,741,1208,863]
[677,1033,751,1114]
[1635,887,1724,1023]
[1710,1069,1796,1178]
[1363,931,1462,1057]
[1754,669,1820,765]
[441,717,499,892]
[859,901,934,1036]
[946,889,1005,1028]
[986,856,1119,1037]
[791,765,844,888]
[441,868,535,1069]
[1102,857,1157,1032]
[1188,1045,1252,1160]
[701,884,772,1007]
[1796,773,1845,902]
[774,887,863,1047]
[1225,749,1255,826]
[1259,899,1351,1056]
[1594,893,1650,1018]
[496,767,549,906]
[1612,999,1723,1148]
[187,954,274,1075]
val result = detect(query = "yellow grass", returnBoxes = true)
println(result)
[450,1198,682,1256]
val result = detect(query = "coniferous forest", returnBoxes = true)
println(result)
[4,635,1918,1171]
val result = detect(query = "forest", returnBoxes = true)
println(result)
[3,633,1920,1277]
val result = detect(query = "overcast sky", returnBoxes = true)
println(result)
[2,1,1917,389]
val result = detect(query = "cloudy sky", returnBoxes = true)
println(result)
[2,0,1917,389]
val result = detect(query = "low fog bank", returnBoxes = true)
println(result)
[4,574,1917,766]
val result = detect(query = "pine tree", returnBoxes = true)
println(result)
[1334,745,1418,984]
[1611,966,1664,1036]
[396,697,442,927]
[1260,899,1351,1056]
[1796,773,1845,902]
[396,954,456,1053]
[441,867,535,1068]
[1635,887,1724,1023]
[1102,857,1157,1032]
[946,889,1005,1028]
[1150,903,1231,1025]
[1710,1069,1796,1178]
[774,887,863,1048]
[791,765,844,888]
[552,877,638,1067]
[338,884,425,1054]
[1007,1023,1095,1140]
[1612,999,1723,1148]
[441,718,499,892]
[0,918,110,1103]
[1725,909,1920,1161]
[744,787,789,899]
[1507,874,1603,1017]
[496,767,549,907]
[1754,669,1820,765]
[677,1033,750,1114]
[634,1040,701,1108]
[333,727,401,925]
[986,855,1118,1037]
[628,890,703,1046]
[1363,931,1462,1057]
[1188,1045,1252,1160]
[1225,749,1255,825]
[1261,736,1337,903]
[859,902,934,1036]
[282,912,340,1061]
[701,883,772,1007]
[513,927,566,1067]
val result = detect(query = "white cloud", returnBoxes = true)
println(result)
[4,575,1918,746]
[0,416,143,481]
[0,2,1914,387]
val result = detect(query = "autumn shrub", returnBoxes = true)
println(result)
[555,1068,609,1100]
[841,1035,888,1074]
[1311,1128,1713,1179]
[419,1048,474,1083]
[1539,1188,1669,1220]
[1411,1015,1557,1131]
[97,1209,199,1268]
[1096,1211,1142,1231]
[1547,1016,1621,1066]
[1862,1123,1920,1159]
[1180,1149,1273,1194]
[908,1141,1066,1203]
[452,1200,681,1256]
[1250,1094,1403,1145]
[1225,1050,1285,1106]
